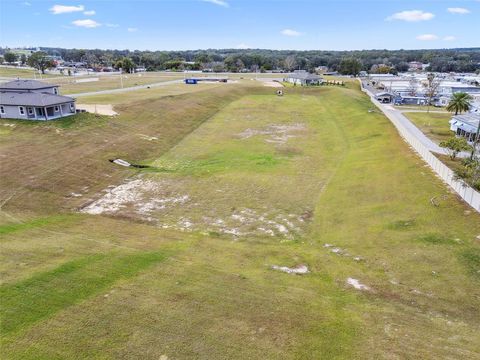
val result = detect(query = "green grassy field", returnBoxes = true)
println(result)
[0,66,57,78]
[47,72,185,95]
[1,80,480,359]
[77,81,227,104]
[405,111,453,144]
[394,105,447,111]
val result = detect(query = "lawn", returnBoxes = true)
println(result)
[0,66,57,79]
[77,81,227,104]
[1,81,480,359]
[405,111,454,144]
[47,72,185,95]
[394,105,447,111]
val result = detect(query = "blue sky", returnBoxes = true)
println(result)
[1,0,479,50]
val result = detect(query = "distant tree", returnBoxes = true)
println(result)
[377,65,393,74]
[27,51,54,74]
[407,78,418,96]
[423,73,440,112]
[194,53,212,65]
[339,58,362,76]
[212,62,225,72]
[235,59,245,71]
[82,53,99,68]
[284,55,296,71]
[115,57,135,73]
[4,52,17,63]
[20,54,27,65]
[395,61,409,72]
[224,56,238,72]
[446,92,473,115]
[440,137,472,160]
[100,54,114,67]
[0,56,4,64]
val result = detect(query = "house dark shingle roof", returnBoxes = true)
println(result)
[0,79,58,91]
[0,91,74,107]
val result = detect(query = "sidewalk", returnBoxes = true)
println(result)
[362,85,470,158]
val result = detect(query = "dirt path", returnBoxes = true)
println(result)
[76,104,118,116]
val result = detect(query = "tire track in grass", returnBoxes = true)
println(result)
[0,250,175,336]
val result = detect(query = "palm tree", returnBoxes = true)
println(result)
[446,92,473,115]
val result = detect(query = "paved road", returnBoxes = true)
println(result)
[69,79,184,98]
[361,83,470,158]
[381,104,450,154]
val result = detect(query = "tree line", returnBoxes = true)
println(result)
[1,47,479,74]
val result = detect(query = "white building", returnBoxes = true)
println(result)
[449,113,480,142]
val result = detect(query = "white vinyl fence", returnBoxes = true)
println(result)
[362,87,480,213]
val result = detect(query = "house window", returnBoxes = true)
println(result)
[19,106,25,115]
[0,106,5,114]
[54,106,60,112]
[28,107,34,115]
[53,88,58,94]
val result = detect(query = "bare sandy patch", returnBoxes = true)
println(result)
[272,264,309,274]
[263,81,284,88]
[237,123,306,144]
[76,104,118,116]
[346,278,370,291]
[80,177,307,238]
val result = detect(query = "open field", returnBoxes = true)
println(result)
[0,83,253,214]
[77,81,228,104]
[1,80,480,359]
[0,66,58,79]
[405,111,453,144]
[46,72,185,95]
[0,67,282,95]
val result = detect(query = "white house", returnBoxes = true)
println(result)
[285,70,322,86]
[449,113,480,143]
[0,79,76,120]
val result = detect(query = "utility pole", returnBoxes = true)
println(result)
[471,120,480,160]
[426,72,434,114]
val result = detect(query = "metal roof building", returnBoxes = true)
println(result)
[449,113,480,142]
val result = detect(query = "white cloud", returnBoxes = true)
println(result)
[105,23,119,28]
[127,27,138,32]
[386,10,434,22]
[201,0,229,7]
[443,35,456,41]
[50,5,85,14]
[416,34,438,41]
[447,7,470,14]
[281,29,302,37]
[83,10,95,15]
[236,43,251,49]
[72,19,101,28]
